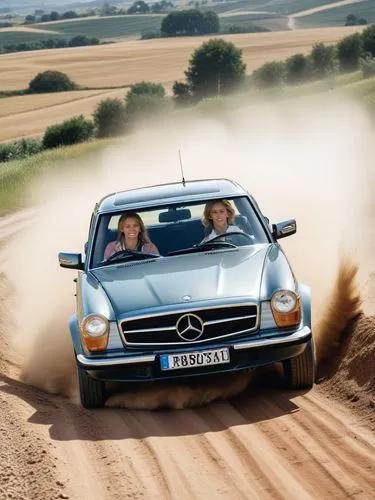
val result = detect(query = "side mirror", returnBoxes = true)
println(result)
[272,219,296,239]
[58,252,84,270]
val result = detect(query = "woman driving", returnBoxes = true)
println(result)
[104,212,159,260]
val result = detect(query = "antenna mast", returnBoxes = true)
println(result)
[178,149,186,186]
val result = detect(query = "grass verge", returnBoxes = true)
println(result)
[0,138,120,215]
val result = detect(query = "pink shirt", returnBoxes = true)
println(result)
[104,240,159,261]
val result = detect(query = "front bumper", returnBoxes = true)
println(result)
[76,326,312,382]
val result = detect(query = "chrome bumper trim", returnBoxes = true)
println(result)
[233,326,311,350]
[77,353,156,367]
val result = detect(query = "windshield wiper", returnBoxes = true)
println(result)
[103,249,160,265]
[168,241,236,256]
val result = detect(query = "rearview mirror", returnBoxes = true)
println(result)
[58,252,84,270]
[272,219,296,239]
[159,208,191,223]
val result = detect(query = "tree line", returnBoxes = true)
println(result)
[19,1,175,25]
[0,35,100,55]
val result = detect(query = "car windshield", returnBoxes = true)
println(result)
[90,196,270,268]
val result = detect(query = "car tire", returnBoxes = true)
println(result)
[77,363,106,408]
[283,338,316,389]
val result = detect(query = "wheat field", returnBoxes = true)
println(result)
[0,26,363,143]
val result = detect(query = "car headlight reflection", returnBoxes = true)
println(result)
[271,290,301,327]
[80,314,109,351]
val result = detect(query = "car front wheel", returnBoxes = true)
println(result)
[283,338,316,389]
[77,363,106,408]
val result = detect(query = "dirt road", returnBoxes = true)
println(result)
[1,93,375,498]
[1,214,374,500]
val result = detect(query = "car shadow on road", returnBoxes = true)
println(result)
[0,365,311,442]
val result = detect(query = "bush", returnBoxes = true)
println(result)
[337,33,362,72]
[310,43,338,78]
[126,81,166,100]
[28,70,78,93]
[69,35,99,47]
[125,94,173,125]
[0,138,43,163]
[252,61,286,88]
[93,98,126,138]
[362,24,375,57]
[360,54,375,78]
[172,81,192,106]
[42,115,94,149]
[285,53,312,84]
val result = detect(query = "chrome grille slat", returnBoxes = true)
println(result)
[120,303,259,347]
[205,314,256,326]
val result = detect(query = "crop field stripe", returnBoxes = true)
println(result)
[298,0,375,26]
[201,0,347,15]
[0,31,69,46]
[33,15,164,39]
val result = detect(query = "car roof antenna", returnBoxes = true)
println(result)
[179,149,186,187]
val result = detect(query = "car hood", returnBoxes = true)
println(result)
[90,245,286,316]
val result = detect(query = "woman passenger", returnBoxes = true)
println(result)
[201,199,242,243]
[104,212,159,260]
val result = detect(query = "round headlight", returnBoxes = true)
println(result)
[271,290,297,313]
[81,315,109,337]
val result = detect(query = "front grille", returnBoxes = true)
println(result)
[120,304,258,347]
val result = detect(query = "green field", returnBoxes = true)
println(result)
[0,30,69,47]
[34,15,165,40]
[298,0,375,27]
[201,0,344,15]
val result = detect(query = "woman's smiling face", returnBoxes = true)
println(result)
[121,217,141,240]
[210,202,229,228]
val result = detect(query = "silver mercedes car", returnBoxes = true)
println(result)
[59,178,315,408]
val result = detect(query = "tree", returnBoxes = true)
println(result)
[310,43,338,78]
[124,82,171,126]
[93,98,126,138]
[337,33,362,72]
[161,9,219,36]
[252,61,286,88]
[25,15,36,24]
[42,115,94,149]
[185,38,246,99]
[62,10,78,19]
[49,11,60,21]
[285,53,311,84]
[202,11,220,34]
[127,1,150,14]
[172,81,192,106]
[345,14,357,26]
[362,24,375,57]
[28,71,78,93]
[101,2,118,15]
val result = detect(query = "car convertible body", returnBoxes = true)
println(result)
[59,178,315,408]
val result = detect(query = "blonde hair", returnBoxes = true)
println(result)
[117,212,150,248]
[202,200,235,228]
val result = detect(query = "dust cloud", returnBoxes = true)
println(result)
[0,91,374,408]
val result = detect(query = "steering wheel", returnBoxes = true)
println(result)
[208,231,254,246]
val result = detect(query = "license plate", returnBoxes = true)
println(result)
[160,347,230,371]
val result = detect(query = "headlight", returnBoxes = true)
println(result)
[80,314,109,351]
[82,315,108,337]
[271,290,301,327]
[271,290,297,313]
